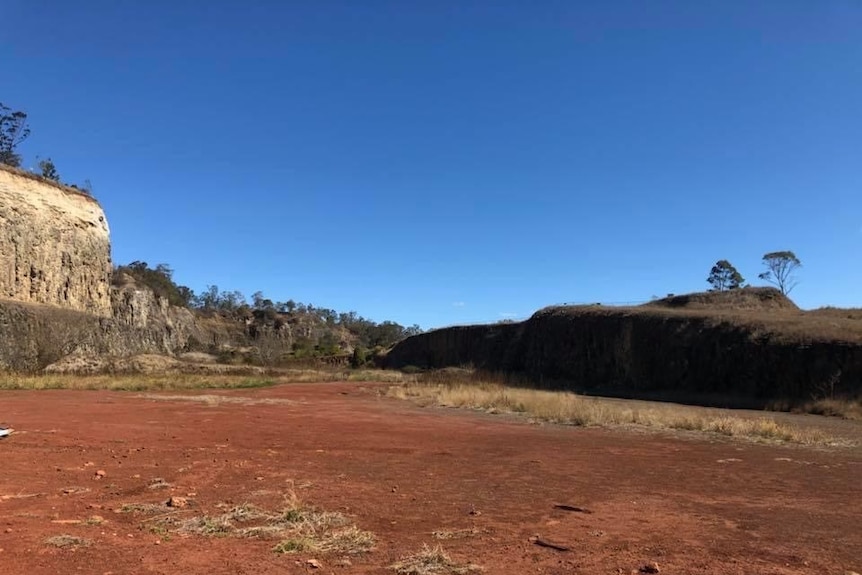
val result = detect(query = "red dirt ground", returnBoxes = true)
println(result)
[0,383,860,575]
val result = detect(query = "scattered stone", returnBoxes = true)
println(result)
[307,559,321,569]
[640,562,660,573]
[4,528,11,534]
[166,496,188,508]
[94,470,106,479]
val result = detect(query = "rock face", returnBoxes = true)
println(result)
[0,166,112,316]
[385,303,862,405]
[0,165,208,372]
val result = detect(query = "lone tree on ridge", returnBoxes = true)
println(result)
[758,251,801,295]
[37,157,59,181]
[706,260,745,291]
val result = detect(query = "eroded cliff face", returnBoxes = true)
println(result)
[0,166,112,316]
[385,306,862,404]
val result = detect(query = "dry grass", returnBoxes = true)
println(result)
[136,394,295,406]
[144,492,375,555]
[795,398,862,421]
[119,502,170,515]
[432,527,483,540]
[391,544,482,574]
[551,298,862,345]
[44,534,90,548]
[387,381,842,446]
[0,368,404,391]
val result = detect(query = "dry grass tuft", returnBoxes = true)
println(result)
[147,477,172,490]
[44,534,90,548]
[797,398,862,420]
[388,381,842,446]
[142,492,375,556]
[391,544,482,574]
[432,527,483,540]
[119,502,167,514]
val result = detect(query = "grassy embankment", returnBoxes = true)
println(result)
[386,369,858,446]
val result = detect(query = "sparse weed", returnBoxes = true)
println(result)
[432,527,483,540]
[391,544,482,574]
[137,492,375,556]
[44,534,90,549]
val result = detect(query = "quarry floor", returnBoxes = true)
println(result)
[0,383,860,575]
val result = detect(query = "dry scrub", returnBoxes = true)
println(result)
[44,534,90,549]
[391,544,482,574]
[129,493,374,556]
[388,381,841,446]
[795,397,862,421]
[0,368,404,391]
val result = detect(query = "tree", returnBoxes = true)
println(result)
[706,260,745,291]
[37,157,59,181]
[758,251,802,295]
[0,103,30,167]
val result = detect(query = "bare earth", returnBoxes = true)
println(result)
[0,383,859,575]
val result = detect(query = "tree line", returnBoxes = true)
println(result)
[114,261,422,350]
[706,251,802,295]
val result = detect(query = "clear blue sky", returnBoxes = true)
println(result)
[3,1,860,328]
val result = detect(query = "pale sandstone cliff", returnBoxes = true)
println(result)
[0,166,112,316]
[0,165,208,371]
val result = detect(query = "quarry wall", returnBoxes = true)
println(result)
[385,306,862,404]
[0,166,112,316]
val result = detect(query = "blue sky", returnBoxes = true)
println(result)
[3,1,860,328]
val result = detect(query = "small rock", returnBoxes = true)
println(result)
[307,559,321,569]
[4,528,11,534]
[640,562,660,574]
[154,540,161,546]
[166,496,188,508]
[95,470,106,479]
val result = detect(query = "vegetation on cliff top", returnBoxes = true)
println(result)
[0,101,92,193]
[114,261,422,359]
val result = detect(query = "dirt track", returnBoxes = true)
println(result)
[1,383,860,574]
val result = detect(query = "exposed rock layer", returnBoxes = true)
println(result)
[0,166,112,316]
